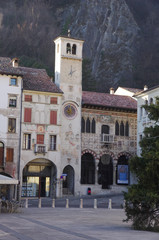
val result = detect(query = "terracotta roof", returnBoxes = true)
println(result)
[120,87,142,93]
[0,57,62,94]
[82,91,137,110]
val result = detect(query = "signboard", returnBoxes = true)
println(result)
[117,165,129,184]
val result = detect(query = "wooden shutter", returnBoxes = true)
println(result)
[50,97,57,104]
[6,148,14,162]
[37,134,44,144]
[24,108,32,122]
[50,111,57,125]
[25,95,32,102]
[0,146,4,165]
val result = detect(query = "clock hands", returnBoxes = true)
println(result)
[68,66,76,77]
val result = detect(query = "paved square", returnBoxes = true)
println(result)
[0,208,159,240]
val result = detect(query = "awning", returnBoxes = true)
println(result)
[0,174,18,185]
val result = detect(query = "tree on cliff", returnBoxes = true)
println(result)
[124,97,159,231]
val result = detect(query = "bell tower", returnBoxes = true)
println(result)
[54,32,84,195]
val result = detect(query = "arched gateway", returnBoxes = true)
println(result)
[22,159,57,198]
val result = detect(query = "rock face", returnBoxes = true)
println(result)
[0,0,159,92]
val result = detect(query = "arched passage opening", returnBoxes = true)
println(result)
[81,153,95,184]
[22,159,57,198]
[62,165,74,195]
[116,155,129,185]
[98,154,113,189]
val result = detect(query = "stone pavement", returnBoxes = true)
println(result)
[0,208,159,240]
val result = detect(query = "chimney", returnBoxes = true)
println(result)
[68,29,71,37]
[144,85,148,91]
[12,58,19,68]
[110,87,114,94]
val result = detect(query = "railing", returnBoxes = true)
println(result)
[101,134,114,143]
[34,144,46,154]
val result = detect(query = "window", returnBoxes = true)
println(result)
[101,125,109,134]
[23,134,31,150]
[66,43,71,54]
[86,118,90,133]
[92,118,96,133]
[10,78,17,86]
[140,134,143,141]
[8,118,16,133]
[50,135,56,151]
[125,121,129,137]
[72,44,76,55]
[6,148,14,162]
[50,97,57,104]
[140,107,143,120]
[120,121,124,136]
[115,121,119,136]
[24,108,32,122]
[81,117,85,133]
[37,134,44,144]
[9,96,17,107]
[0,142,4,166]
[25,95,32,102]
[150,98,153,105]
[50,110,57,125]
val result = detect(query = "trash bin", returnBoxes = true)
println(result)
[87,187,91,195]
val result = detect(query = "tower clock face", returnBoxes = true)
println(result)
[63,103,77,119]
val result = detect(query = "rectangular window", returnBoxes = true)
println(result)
[25,95,32,102]
[50,135,56,151]
[23,134,31,150]
[37,134,44,144]
[50,111,57,125]
[8,118,16,133]
[24,108,32,123]
[9,96,17,107]
[6,148,14,162]
[10,78,17,86]
[50,97,57,104]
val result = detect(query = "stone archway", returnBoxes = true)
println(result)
[98,154,113,189]
[81,153,95,184]
[62,165,74,195]
[22,159,57,198]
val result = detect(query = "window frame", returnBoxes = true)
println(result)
[50,135,57,151]
[9,96,17,108]
[23,133,31,150]
[10,78,17,86]
[24,108,32,123]
[8,118,16,133]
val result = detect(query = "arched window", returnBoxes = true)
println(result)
[91,118,96,133]
[86,118,90,133]
[0,142,4,166]
[101,125,109,134]
[120,121,124,136]
[81,117,85,133]
[72,44,76,55]
[150,98,153,105]
[81,153,95,184]
[145,99,148,105]
[115,121,119,136]
[66,43,71,54]
[125,121,129,136]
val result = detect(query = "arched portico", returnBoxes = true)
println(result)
[98,154,113,189]
[22,158,57,198]
[62,165,74,195]
[116,153,129,185]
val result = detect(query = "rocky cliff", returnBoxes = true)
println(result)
[0,0,159,92]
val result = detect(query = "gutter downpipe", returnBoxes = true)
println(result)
[17,76,23,201]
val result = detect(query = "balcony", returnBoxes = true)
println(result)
[34,144,46,154]
[101,134,114,143]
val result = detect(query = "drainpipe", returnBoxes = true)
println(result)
[17,76,23,201]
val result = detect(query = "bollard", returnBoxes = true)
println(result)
[52,199,55,208]
[80,199,83,208]
[25,198,28,208]
[94,199,97,209]
[108,199,112,209]
[38,198,41,208]
[123,200,126,209]
[66,199,69,208]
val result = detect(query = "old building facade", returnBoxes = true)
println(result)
[0,34,138,199]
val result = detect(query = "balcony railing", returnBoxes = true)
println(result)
[101,134,114,143]
[34,144,46,154]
